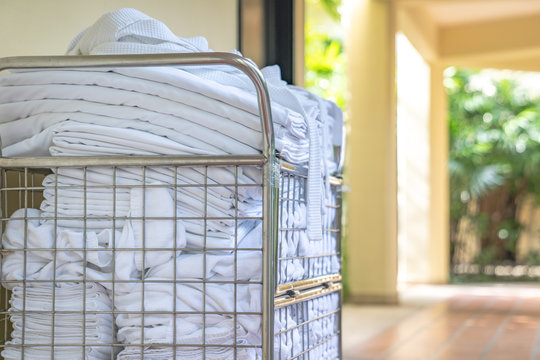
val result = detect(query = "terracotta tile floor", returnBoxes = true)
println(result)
[343,284,540,360]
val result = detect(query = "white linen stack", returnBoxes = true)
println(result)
[298,292,340,358]
[40,165,260,234]
[2,283,114,360]
[277,177,341,285]
[0,70,308,162]
[113,222,264,359]
[0,7,344,242]
[0,7,344,359]
[1,210,115,360]
[32,145,265,357]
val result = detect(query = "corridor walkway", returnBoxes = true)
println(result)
[343,284,540,360]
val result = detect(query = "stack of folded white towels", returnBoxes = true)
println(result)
[1,210,115,359]
[3,282,114,360]
[0,8,343,359]
[277,174,341,285]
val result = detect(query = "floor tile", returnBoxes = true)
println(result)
[343,284,540,360]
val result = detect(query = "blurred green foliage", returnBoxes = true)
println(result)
[447,67,540,266]
[305,0,348,297]
[305,0,346,109]
[318,0,342,21]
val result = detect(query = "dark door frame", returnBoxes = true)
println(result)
[238,0,295,84]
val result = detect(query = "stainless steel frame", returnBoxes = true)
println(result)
[0,53,342,359]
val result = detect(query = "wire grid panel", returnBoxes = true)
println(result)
[277,169,341,286]
[274,290,341,360]
[0,163,265,359]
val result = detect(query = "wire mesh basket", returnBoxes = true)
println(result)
[277,167,342,287]
[0,53,342,359]
[275,286,341,360]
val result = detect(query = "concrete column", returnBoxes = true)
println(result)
[428,61,449,283]
[344,0,398,304]
[395,36,449,285]
[396,33,431,284]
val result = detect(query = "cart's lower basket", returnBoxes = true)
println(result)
[0,159,341,359]
[274,286,342,360]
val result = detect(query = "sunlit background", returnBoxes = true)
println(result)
[305,0,540,287]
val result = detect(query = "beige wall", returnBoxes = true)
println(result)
[0,0,238,57]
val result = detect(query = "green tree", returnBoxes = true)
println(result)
[305,0,346,109]
[447,68,540,265]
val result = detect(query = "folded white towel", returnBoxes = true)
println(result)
[0,69,306,140]
[43,164,261,202]
[0,83,264,152]
[39,164,261,235]
[147,250,262,282]
[116,344,260,360]
[2,282,114,360]
[113,282,261,346]
[0,107,246,157]
[116,315,250,346]
[114,185,186,284]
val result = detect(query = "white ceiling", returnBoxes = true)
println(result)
[426,0,540,26]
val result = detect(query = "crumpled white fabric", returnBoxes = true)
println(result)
[112,284,262,351]
[112,281,262,348]
[112,224,263,350]
[114,185,187,284]
[1,185,188,290]
[1,208,114,288]
[146,222,263,283]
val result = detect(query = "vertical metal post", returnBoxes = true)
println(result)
[263,158,278,359]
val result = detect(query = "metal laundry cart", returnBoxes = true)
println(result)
[0,53,342,359]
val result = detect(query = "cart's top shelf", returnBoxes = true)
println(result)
[0,52,275,159]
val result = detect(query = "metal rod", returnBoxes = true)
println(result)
[274,283,342,309]
[0,155,266,168]
[275,274,342,296]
